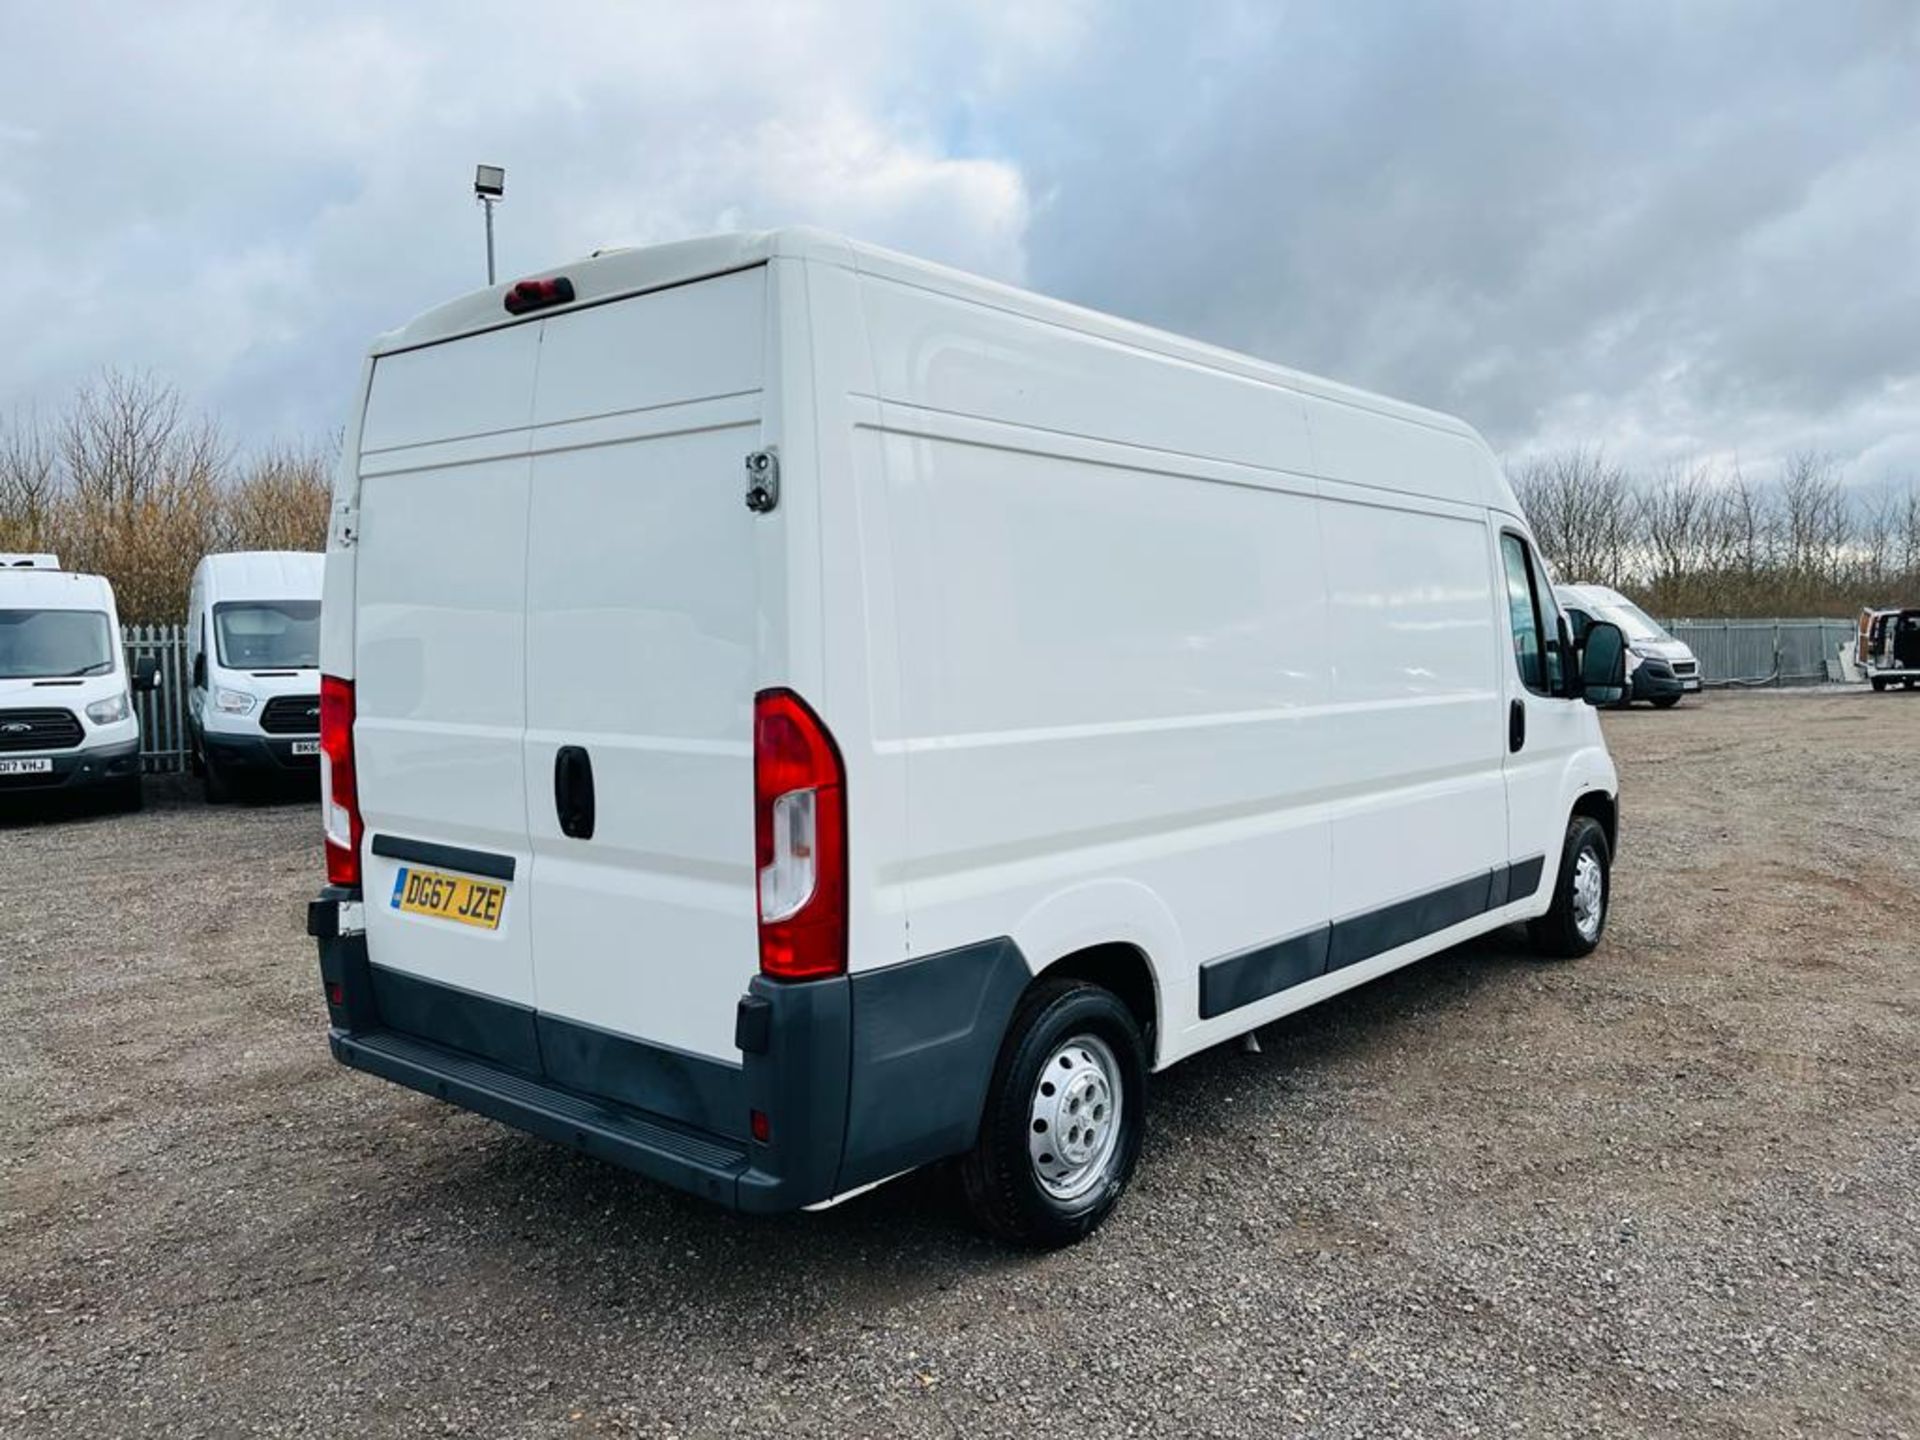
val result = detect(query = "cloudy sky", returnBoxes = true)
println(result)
[2,1,1915,482]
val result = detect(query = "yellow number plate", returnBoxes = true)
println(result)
[390,866,506,930]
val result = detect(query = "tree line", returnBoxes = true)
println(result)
[0,371,334,623]
[1511,450,1920,618]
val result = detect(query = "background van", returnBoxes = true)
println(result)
[1555,583,1701,707]
[308,230,1629,1244]
[0,554,157,811]
[186,551,325,801]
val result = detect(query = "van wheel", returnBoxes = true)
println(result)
[1529,815,1610,959]
[108,776,144,813]
[1652,694,1681,709]
[203,756,233,804]
[1871,678,1887,693]
[958,979,1146,1248]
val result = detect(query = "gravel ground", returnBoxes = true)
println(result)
[3,692,1917,1438]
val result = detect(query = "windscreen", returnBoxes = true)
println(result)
[1601,597,1672,644]
[214,600,321,670]
[0,609,115,679]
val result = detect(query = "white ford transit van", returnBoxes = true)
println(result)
[0,555,158,811]
[186,551,325,801]
[308,230,1629,1245]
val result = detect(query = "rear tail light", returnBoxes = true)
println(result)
[320,675,361,887]
[753,689,846,980]
[502,276,575,315]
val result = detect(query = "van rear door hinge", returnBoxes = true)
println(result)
[744,447,779,513]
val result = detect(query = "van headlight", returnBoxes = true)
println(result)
[214,686,258,715]
[85,692,131,725]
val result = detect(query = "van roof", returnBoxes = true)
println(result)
[198,550,325,604]
[0,566,116,612]
[373,227,1482,447]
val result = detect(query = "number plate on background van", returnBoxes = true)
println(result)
[290,740,319,756]
[390,866,506,930]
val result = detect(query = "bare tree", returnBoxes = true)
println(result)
[217,438,336,553]
[0,408,62,552]
[1510,448,1637,586]
[55,371,227,622]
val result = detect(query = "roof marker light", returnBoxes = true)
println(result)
[503,276,575,315]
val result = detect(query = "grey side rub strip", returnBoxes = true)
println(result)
[1197,856,1547,1020]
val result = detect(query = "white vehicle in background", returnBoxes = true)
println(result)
[1555,583,1701,707]
[307,229,1630,1245]
[0,554,158,811]
[186,551,325,802]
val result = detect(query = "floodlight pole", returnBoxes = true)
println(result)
[481,195,497,285]
[473,164,505,285]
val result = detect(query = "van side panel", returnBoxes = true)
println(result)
[1316,480,1506,936]
[859,271,1335,1054]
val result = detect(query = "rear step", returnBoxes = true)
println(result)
[332,1028,750,1205]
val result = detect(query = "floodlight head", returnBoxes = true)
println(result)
[474,164,505,199]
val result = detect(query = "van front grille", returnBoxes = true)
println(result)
[1671,661,1698,677]
[260,694,321,735]
[0,707,83,751]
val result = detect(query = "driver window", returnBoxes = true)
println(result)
[1500,534,1554,695]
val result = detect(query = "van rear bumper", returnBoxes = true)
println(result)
[329,1026,757,1207]
[310,887,1029,1214]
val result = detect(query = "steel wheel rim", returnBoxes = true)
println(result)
[1572,848,1605,941]
[1028,1033,1123,1202]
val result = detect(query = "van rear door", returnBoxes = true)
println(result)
[520,268,769,1081]
[351,267,774,1125]
[353,323,541,1031]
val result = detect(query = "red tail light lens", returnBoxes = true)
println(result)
[753,689,846,980]
[320,675,361,887]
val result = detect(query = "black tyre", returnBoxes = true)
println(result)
[1651,694,1681,709]
[1528,814,1611,959]
[1871,677,1887,693]
[107,776,144,813]
[959,979,1147,1248]
[203,755,234,804]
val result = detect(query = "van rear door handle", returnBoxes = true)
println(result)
[1508,699,1526,753]
[554,745,596,839]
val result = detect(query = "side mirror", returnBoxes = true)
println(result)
[130,654,162,693]
[192,651,207,689]
[1580,621,1627,707]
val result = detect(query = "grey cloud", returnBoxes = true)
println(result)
[1008,1,1920,479]
[1,0,1914,485]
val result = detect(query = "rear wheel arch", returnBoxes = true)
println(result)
[1035,942,1160,1061]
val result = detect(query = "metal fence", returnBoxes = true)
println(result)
[121,623,191,773]
[1662,618,1858,689]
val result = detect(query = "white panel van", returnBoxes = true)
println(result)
[0,555,158,811]
[186,551,325,801]
[307,231,1630,1245]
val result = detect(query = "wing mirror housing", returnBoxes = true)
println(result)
[130,653,163,693]
[1579,621,1628,706]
